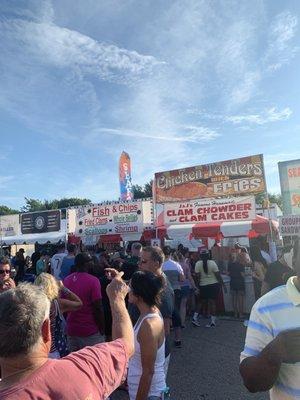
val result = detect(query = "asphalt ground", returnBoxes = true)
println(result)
[111,317,268,400]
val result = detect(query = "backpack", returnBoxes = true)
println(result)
[54,300,69,357]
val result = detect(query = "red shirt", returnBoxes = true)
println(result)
[64,272,102,337]
[0,339,128,400]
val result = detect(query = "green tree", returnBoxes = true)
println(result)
[255,192,283,209]
[21,197,91,212]
[132,180,153,199]
[21,198,47,212]
[0,205,19,216]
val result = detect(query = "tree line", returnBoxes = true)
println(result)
[0,180,282,216]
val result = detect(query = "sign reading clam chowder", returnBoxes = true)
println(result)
[279,215,300,236]
[164,196,256,225]
[278,159,300,215]
[0,214,20,238]
[75,200,152,236]
[154,154,265,203]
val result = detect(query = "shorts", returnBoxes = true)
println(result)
[180,285,190,298]
[67,332,104,352]
[230,279,245,292]
[200,283,220,300]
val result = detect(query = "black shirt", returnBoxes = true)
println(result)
[264,261,293,291]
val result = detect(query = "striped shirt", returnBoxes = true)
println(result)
[241,277,300,399]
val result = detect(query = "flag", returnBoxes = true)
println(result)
[119,151,134,201]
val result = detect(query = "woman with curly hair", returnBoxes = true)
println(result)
[34,273,82,358]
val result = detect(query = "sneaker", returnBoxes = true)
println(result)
[174,340,182,348]
[205,322,216,328]
[192,319,201,327]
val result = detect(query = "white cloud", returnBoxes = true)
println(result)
[265,11,298,71]
[230,71,261,106]
[187,106,292,126]
[1,19,164,86]
[226,107,292,125]
[0,176,14,189]
[90,125,219,143]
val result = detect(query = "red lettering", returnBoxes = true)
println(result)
[167,210,175,216]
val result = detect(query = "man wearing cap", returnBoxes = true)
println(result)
[261,248,294,296]
[63,252,105,351]
[240,240,300,398]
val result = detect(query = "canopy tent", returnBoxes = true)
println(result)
[0,231,66,245]
[157,215,279,240]
[77,227,155,245]
[0,221,67,245]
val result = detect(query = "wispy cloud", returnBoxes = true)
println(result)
[0,176,14,189]
[1,19,164,86]
[265,11,298,71]
[226,107,292,125]
[90,125,219,143]
[188,106,292,126]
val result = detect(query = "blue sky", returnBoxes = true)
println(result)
[0,0,299,209]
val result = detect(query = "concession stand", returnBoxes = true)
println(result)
[154,197,279,313]
[153,154,279,313]
[67,199,154,250]
[0,211,66,256]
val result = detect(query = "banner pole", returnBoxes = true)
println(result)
[261,154,276,258]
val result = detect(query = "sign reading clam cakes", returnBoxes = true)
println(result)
[154,154,265,203]
[164,196,256,225]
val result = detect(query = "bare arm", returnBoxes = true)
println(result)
[58,298,82,313]
[58,282,83,313]
[136,320,160,400]
[186,267,197,289]
[240,338,282,392]
[240,329,300,392]
[214,271,227,293]
[106,269,134,357]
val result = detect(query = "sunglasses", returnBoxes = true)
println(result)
[0,269,10,275]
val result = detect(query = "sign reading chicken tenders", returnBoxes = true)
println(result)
[154,154,265,203]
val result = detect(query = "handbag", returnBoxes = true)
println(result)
[54,299,69,357]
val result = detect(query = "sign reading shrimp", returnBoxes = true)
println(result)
[154,155,265,203]
[164,196,256,225]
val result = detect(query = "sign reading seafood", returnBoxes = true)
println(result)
[73,200,152,236]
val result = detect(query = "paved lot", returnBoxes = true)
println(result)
[112,318,268,400]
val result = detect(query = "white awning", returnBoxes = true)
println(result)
[1,231,66,245]
[166,224,194,239]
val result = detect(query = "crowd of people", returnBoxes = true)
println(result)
[0,237,299,399]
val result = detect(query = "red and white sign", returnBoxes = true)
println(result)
[163,196,256,225]
[70,200,152,237]
[279,215,300,236]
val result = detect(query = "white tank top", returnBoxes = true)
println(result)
[128,312,166,400]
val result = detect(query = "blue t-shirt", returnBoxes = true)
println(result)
[60,256,75,280]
